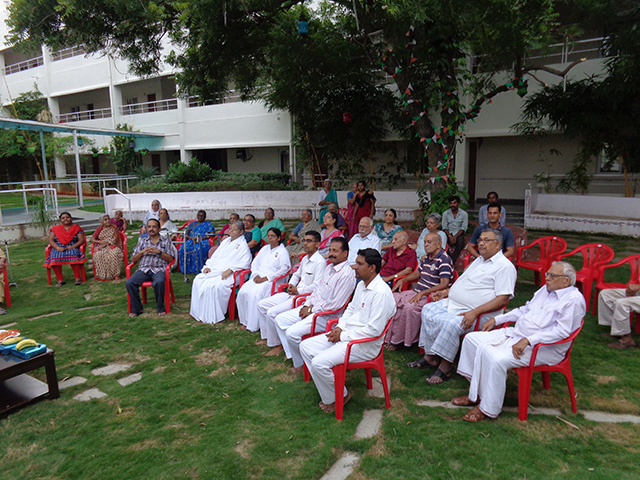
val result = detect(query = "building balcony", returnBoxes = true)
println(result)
[57,107,112,123]
[3,56,44,75]
[120,98,178,115]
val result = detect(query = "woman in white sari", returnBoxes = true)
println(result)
[189,221,252,324]
[237,228,291,332]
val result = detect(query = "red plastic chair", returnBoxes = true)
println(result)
[228,268,291,320]
[91,231,128,281]
[558,243,614,311]
[3,266,10,308]
[591,254,640,315]
[45,243,87,285]
[513,318,584,421]
[325,316,394,420]
[126,259,176,314]
[516,236,567,286]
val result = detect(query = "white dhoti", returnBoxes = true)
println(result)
[189,273,234,324]
[457,329,564,418]
[276,310,333,368]
[257,292,295,345]
[237,279,274,332]
[598,288,638,336]
[300,334,371,405]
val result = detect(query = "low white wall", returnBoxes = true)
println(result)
[105,190,421,222]
[524,189,640,236]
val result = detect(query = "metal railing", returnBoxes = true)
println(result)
[57,107,113,123]
[120,98,178,115]
[0,187,59,225]
[51,46,87,62]
[103,188,132,223]
[4,56,44,75]
[187,90,243,108]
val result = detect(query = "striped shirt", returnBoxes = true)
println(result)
[304,260,356,313]
[133,235,174,274]
[414,249,454,292]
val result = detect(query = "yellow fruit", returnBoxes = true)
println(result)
[16,339,38,351]
[1,336,23,345]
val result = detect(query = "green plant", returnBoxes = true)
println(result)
[557,152,593,195]
[417,176,470,219]
[164,157,216,184]
[132,165,159,181]
[107,124,141,175]
[29,195,55,235]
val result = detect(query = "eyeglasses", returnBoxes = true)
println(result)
[302,239,317,243]
[545,272,569,279]
[477,237,498,244]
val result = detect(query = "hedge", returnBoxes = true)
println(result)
[130,177,304,193]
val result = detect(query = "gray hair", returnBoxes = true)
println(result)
[427,213,442,225]
[552,261,577,286]
[360,216,374,227]
[303,208,313,217]
[232,220,245,233]
[482,228,503,248]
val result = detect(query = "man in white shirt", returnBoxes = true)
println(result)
[274,237,356,372]
[300,248,396,414]
[348,217,382,266]
[257,230,326,355]
[409,229,517,384]
[452,261,585,422]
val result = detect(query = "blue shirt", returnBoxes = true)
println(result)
[469,224,515,253]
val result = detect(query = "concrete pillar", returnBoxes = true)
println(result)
[177,96,189,163]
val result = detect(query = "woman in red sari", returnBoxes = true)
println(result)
[44,212,86,287]
[351,180,376,238]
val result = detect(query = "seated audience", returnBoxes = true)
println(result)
[139,199,161,235]
[259,208,285,238]
[243,214,262,256]
[286,209,321,260]
[328,204,348,235]
[409,229,516,384]
[598,284,640,349]
[91,214,124,281]
[375,208,403,251]
[300,248,395,414]
[158,208,178,240]
[237,228,291,332]
[466,204,515,260]
[318,211,343,257]
[385,233,453,350]
[478,191,506,227]
[379,231,418,285]
[412,213,448,259]
[347,217,381,266]
[208,213,240,258]
[452,261,584,422]
[44,212,86,287]
[110,210,128,232]
[190,221,252,324]
[178,210,215,274]
[442,195,468,263]
[126,218,175,317]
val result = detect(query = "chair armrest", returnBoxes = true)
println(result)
[325,318,339,331]
[342,317,394,364]
[126,261,137,278]
[271,269,291,295]
[527,321,583,367]
[293,292,311,307]
[235,269,251,288]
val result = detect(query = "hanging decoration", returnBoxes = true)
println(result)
[297,20,308,36]
[343,112,352,124]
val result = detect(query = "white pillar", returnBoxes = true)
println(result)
[73,130,84,207]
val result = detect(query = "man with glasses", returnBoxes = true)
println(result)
[466,203,515,260]
[347,217,381,267]
[408,229,516,384]
[256,230,326,355]
[452,261,585,422]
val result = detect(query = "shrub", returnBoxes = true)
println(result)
[165,158,216,183]
[130,178,304,193]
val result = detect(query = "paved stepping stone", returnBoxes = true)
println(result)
[91,363,132,376]
[28,311,63,321]
[59,376,87,390]
[354,409,383,439]
[367,376,387,399]
[583,411,640,424]
[117,372,142,386]
[0,322,18,329]
[319,452,360,480]
[74,388,107,401]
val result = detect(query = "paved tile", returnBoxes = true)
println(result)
[319,452,361,480]
[354,409,383,439]
[73,388,107,401]
[583,411,640,424]
[91,363,132,376]
[117,372,142,386]
[58,376,87,390]
[367,376,387,399]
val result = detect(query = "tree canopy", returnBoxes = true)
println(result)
[8,0,582,190]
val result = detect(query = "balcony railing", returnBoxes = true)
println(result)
[187,90,242,108]
[51,46,87,62]
[57,107,112,123]
[120,98,178,115]
[3,56,44,75]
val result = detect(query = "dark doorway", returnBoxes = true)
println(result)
[467,140,479,208]
[192,149,228,171]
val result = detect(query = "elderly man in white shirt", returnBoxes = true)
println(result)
[409,229,517,384]
[300,248,396,414]
[452,261,585,422]
[257,230,326,355]
[347,217,381,266]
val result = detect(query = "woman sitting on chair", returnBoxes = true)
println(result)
[236,228,291,332]
[178,210,215,274]
[318,211,343,258]
[44,212,86,287]
[91,214,124,281]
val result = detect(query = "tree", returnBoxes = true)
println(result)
[107,124,142,175]
[7,0,582,192]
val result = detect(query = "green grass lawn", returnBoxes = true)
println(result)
[1,230,639,479]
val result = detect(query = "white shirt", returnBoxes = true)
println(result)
[447,250,516,312]
[200,235,252,275]
[251,243,291,280]
[305,260,356,313]
[290,250,327,295]
[348,231,382,265]
[495,285,585,348]
[337,274,397,355]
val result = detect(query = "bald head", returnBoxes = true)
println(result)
[391,231,409,251]
[424,232,442,256]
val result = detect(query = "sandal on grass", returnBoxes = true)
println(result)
[451,395,479,407]
[425,368,451,385]
[463,409,488,423]
[55,281,66,288]
[407,357,437,369]
[74,279,82,286]
[608,338,637,349]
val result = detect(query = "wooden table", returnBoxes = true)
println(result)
[0,348,59,414]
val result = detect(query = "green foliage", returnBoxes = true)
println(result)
[28,195,55,234]
[164,157,216,183]
[417,177,469,217]
[132,165,159,181]
[556,151,594,195]
[131,172,302,193]
[106,124,140,175]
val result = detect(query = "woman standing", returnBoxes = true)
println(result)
[318,211,343,257]
[375,208,403,251]
[91,214,124,281]
[179,210,215,274]
[236,228,291,332]
[318,179,338,223]
[44,212,86,287]
[351,181,376,238]
[346,182,358,239]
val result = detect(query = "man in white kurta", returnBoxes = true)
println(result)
[189,222,252,324]
[300,248,396,413]
[275,237,356,371]
[412,229,516,384]
[237,233,292,332]
[454,261,585,421]
[597,284,640,349]
[257,230,326,352]
[347,217,381,265]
